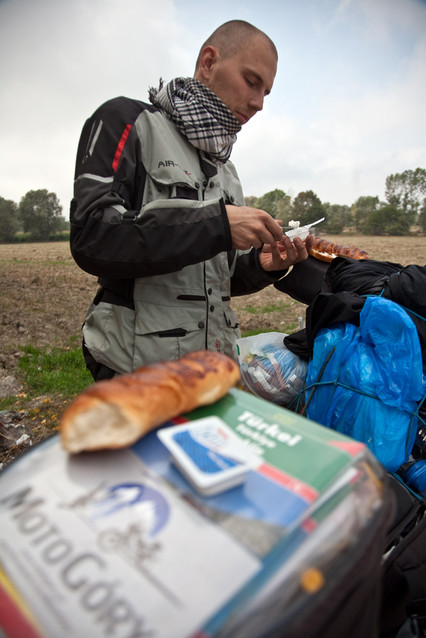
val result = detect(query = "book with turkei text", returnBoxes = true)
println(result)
[0,388,388,638]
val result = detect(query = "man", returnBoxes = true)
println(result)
[70,19,312,380]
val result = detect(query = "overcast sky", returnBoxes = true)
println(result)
[1,0,426,215]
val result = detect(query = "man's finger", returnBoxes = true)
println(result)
[263,216,285,242]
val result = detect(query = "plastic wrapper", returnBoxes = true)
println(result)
[237,331,308,404]
[305,296,426,472]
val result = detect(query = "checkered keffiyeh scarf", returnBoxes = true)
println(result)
[149,77,241,163]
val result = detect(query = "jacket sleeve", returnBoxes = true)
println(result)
[70,97,233,279]
[229,248,289,296]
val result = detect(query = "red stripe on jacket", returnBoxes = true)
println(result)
[112,124,132,172]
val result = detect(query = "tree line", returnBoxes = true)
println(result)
[246,167,426,235]
[1,167,425,243]
[0,189,68,243]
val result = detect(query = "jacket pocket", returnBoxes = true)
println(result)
[82,301,136,375]
[142,164,201,206]
[133,298,207,368]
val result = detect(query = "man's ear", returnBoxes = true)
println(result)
[196,45,219,82]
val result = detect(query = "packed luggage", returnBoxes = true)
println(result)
[239,254,426,636]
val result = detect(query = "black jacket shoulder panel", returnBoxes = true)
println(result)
[74,97,158,179]
[91,96,157,121]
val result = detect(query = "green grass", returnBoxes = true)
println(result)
[0,339,93,443]
[17,341,93,399]
[241,322,299,338]
[241,328,269,338]
[242,301,290,314]
[282,322,299,333]
[0,259,72,266]
[0,395,17,409]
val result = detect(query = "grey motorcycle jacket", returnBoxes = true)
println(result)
[70,96,287,374]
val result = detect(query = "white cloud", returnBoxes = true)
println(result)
[0,0,190,210]
[232,0,426,205]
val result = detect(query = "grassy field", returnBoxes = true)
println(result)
[0,235,425,467]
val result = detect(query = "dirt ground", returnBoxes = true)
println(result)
[0,235,425,467]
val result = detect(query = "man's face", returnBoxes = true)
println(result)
[199,34,277,125]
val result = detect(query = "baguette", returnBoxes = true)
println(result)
[309,237,369,263]
[60,350,240,454]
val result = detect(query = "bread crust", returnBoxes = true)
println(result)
[60,351,240,454]
[309,237,369,262]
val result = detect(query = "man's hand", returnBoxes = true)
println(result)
[225,205,283,249]
[259,234,314,271]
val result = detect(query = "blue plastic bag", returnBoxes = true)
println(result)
[305,296,425,471]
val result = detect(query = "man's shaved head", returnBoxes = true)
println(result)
[194,20,277,74]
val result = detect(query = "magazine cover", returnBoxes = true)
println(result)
[0,388,386,638]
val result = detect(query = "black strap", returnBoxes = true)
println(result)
[406,538,426,635]
[198,152,218,179]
